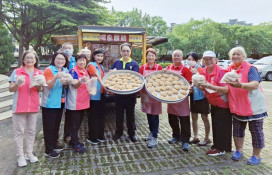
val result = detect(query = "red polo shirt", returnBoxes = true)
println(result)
[167,63,192,82]
[139,63,163,75]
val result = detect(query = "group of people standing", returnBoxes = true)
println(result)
[9,41,267,167]
[138,46,267,166]
[9,43,108,166]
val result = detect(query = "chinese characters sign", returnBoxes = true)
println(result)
[83,33,142,43]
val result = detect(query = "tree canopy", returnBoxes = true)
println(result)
[0,0,109,66]
[169,19,272,59]
[0,22,15,73]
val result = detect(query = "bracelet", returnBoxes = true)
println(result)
[241,83,244,89]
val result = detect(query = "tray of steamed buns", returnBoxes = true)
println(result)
[103,70,145,95]
[145,71,190,103]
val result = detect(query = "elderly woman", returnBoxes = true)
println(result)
[66,54,90,153]
[166,50,192,151]
[186,52,211,146]
[139,48,163,148]
[226,46,267,165]
[197,51,232,156]
[111,43,139,142]
[9,50,43,166]
[41,52,69,158]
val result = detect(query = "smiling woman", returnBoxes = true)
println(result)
[226,46,268,165]
[111,42,140,142]
[41,52,69,158]
[8,50,43,167]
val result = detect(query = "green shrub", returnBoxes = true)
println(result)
[158,62,172,68]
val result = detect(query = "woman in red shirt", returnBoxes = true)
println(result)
[139,48,162,148]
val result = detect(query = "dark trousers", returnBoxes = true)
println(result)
[147,114,159,138]
[211,105,232,152]
[115,95,136,137]
[168,114,191,142]
[63,110,71,139]
[88,94,106,140]
[42,104,64,154]
[66,109,85,145]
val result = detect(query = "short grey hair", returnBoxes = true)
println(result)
[228,46,247,59]
[61,42,74,50]
[172,50,183,57]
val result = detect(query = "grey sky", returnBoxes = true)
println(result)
[104,0,272,26]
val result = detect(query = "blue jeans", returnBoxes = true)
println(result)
[147,114,159,138]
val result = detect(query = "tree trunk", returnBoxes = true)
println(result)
[18,35,24,68]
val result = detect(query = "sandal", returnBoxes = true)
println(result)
[198,139,212,146]
[189,138,200,144]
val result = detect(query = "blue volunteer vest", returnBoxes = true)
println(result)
[41,65,68,108]
[87,62,104,101]
[193,64,205,101]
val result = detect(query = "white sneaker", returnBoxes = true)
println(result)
[25,153,38,163]
[17,156,27,167]
[145,133,153,141]
[147,137,158,148]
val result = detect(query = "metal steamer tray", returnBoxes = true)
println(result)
[103,70,145,95]
[145,71,190,103]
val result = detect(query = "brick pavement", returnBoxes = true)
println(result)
[19,100,272,175]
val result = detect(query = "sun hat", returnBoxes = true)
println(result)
[203,51,216,58]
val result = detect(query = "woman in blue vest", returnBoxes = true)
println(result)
[186,52,211,146]
[41,52,69,158]
[86,48,107,144]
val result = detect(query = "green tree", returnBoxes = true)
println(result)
[0,0,108,66]
[170,19,230,58]
[0,22,15,73]
[107,8,168,61]
[168,19,272,59]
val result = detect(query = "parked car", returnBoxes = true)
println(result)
[253,56,272,81]
[244,58,258,64]
[217,60,231,69]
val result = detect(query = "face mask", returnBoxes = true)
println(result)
[187,60,197,67]
[63,49,73,56]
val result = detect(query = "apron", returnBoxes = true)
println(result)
[167,65,190,116]
[141,65,162,115]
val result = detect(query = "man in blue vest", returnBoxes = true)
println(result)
[61,42,76,143]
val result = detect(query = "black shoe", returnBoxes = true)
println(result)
[72,143,86,153]
[44,151,60,158]
[168,137,179,144]
[54,143,64,152]
[113,134,122,140]
[129,135,138,142]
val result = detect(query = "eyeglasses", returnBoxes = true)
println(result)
[203,58,215,62]
[25,57,35,60]
[147,54,156,58]
[56,57,66,61]
[121,50,131,53]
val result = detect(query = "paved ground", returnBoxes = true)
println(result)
[2,82,272,175]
